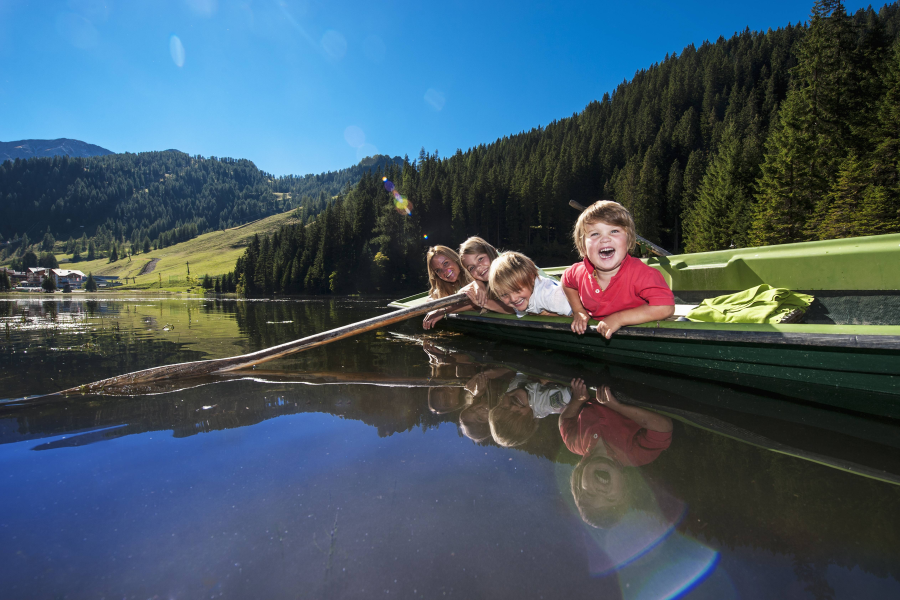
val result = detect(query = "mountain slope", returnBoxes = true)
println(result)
[0,150,403,248]
[0,138,113,161]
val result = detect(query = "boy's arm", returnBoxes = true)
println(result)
[595,304,674,339]
[560,378,591,420]
[564,287,591,334]
[462,281,513,314]
[598,386,673,433]
[422,300,478,330]
[484,298,514,314]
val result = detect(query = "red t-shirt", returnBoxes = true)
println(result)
[561,255,673,320]
[560,401,672,466]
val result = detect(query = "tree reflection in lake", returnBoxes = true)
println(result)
[0,298,898,599]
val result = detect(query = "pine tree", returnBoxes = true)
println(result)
[85,273,98,292]
[684,124,752,252]
[42,275,56,293]
[665,160,684,252]
[753,1,862,245]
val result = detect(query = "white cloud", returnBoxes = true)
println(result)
[424,88,445,111]
[170,35,185,68]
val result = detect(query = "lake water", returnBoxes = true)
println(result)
[1,296,898,599]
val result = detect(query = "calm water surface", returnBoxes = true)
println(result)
[1,296,898,599]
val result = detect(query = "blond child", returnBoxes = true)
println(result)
[561,380,672,528]
[488,374,574,447]
[423,245,475,329]
[488,251,572,318]
[562,201,674,339]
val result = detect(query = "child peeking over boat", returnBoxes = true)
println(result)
[423,245,475,329]
[562,201,674,338]
[562,380,673,528]
[488,373,575,447]
[458,236,514,315]
[424,239,512,329]
[488,251,573,318]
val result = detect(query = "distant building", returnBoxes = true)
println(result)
[26,267,50,285]
[23,267,86,288]
[1,267,27,286]
[51,269,85,289]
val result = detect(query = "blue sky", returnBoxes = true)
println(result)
[0,0,877,177]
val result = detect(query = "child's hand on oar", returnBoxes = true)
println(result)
[423,309,446,330]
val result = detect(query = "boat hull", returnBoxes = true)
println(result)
[441,313,900,418]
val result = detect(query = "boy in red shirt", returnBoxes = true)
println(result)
[562,201,674,338]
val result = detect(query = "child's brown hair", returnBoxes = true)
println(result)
[487,251,539,299]
[426,245,473,298]
[488,398,539,447]
[572,201,637,257]
[458,236,499,262]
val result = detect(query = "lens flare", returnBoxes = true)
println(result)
[383,178,411,215]
[423,234,428,239]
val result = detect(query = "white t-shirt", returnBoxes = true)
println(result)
[514,275,573,318]
[506,373,573,419]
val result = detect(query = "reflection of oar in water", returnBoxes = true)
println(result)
[569,199,672,257]
[58,292,468,396]
[223,370,467,387]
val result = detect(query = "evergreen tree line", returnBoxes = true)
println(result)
[232,2,900,297]
[0,150,404,263]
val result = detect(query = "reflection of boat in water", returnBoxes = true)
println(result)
[390,234,900,416]
[400,335,900,487]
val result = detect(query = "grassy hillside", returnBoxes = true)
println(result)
[50,209,301,292]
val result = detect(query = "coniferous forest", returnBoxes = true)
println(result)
[231,1,900,297]
[0,150,401,261]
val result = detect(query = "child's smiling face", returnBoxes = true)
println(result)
[461,252,491,282]
[430,253,459,283]
[584,220,629,274]
[498,283,534,312]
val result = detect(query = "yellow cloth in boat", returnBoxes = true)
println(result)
[685,284,814,324]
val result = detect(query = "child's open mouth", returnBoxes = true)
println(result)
[598,247,616,260]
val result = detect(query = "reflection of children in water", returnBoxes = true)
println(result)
[458,367,514,443]
[489,373,575,447]
[561,380,673,528]
[423,340,477,415]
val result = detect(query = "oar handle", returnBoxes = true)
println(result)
[569,199,672,257]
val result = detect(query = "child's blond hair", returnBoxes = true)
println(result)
[426,245,473,299]
[572,201,637,257]
[428,387,467,414]
[487,251,538,299]
[488,398,539,447]
[570,457,630,528]
[459,404,492,443]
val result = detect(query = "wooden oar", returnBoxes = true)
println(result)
[569,199,672,257]
[59,292,468,396]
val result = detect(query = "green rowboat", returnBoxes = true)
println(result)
[390,233,900,417]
